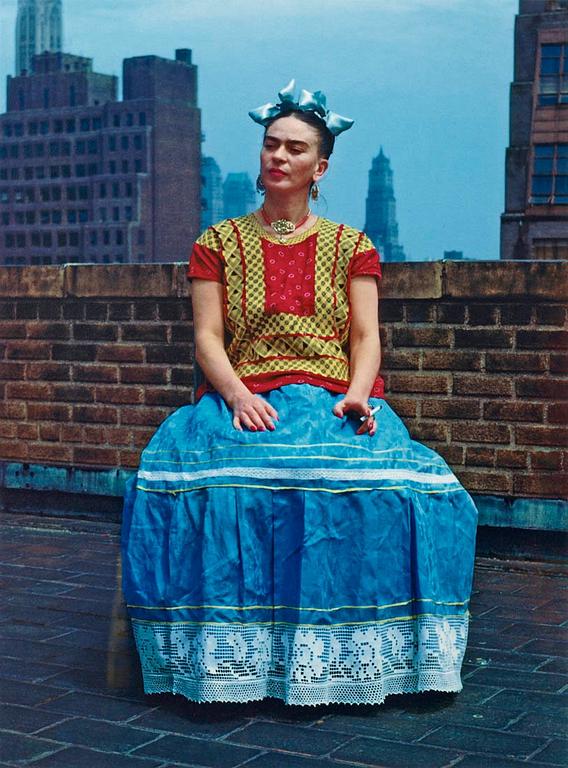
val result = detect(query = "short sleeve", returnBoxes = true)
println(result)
[187,227,224,283]
[350,233,382,281]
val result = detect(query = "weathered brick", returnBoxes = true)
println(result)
[120,407,170,426]
[516,377,568,400]
[465,446,496,467]
[6,341,50,360]
[73,446,118,466]
[27,403,71,422]
[516,425,568,447]
[451,422,511,443]
[15,301,38,319]
[26,321,70,340]
[453,375,513,397]
[146,344,193,364]
[405,303,435,323]
[548,403,568,424]
[378,302,403,322]
[517,330,568,350]
[392,327,451,347]
[436,303,466,324]
[73,364,118,383]
[121,324,168,342]
[82,425,107,443]
[389,374,450,394]
[144,388,190,407]
[26,362,71,381]
[495,448,527,468]
[37,300,61,319]
[0,362,26,380]
[60,424,83,442]
[52,344,97,362]
[84,302,108,321]
[62,300,85,320]
[0,402,26,419]
[380,351,421,370]
[436,444,465,465]
[170,326,194,343]
[27,443,72,463]
[514,474,568,497]
[120,366,168,385]
[52,384,95,403]
[6,382,52,401]
[456,469,511,493]
[0,322,27,338]
[106,427,135,447]
[131,428,156,448]
[108,302,133,321]
[73,324,118,342]
[17,422,38,440]
[500,303,533,325]
[454,329,514,349]
[170,367,194,386]
[530,450,563,470]
[0,439,28,460]
[158,300,192,321]
[0,422,16,438]
[0,301,15,319]
[385,397,418,418]
[534,305,567,326]
[409,422,448,442]
[422,398,480,419]
[484,401,544,422]
[467,304,498,325]
[39,424,61,442]
[120,449,142,467]
[549,353,567,373]
[96,344,144,363]
[95,386,144,405]
[73,405,118,424]
[133,301,159,321]
[486,352,547,372]
[422,350,482,371]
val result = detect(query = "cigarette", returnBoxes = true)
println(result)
[360,405,382,422]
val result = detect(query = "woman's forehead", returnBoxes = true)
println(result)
[264,116,319,145]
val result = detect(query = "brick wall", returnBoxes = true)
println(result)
[0,260,566,501]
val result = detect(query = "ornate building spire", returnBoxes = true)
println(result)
[364,147,406,262]
[15,0,63,75]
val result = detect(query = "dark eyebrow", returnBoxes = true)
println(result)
[264,135,310,149]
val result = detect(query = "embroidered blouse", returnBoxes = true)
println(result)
[188,214,385,400]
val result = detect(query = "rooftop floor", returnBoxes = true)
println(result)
[0,513,566,768]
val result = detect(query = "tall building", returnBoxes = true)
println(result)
[223,172,256,219]
[501,0,568,260]
[364,147,406,262]
[0,48,201,265]
[16,0,63,76]
[201,156,224,230]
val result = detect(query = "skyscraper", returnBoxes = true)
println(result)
[500,0,568,260]
[0,48,201,265]
[15,0,63,76]
[364,147,406,262]
[223,172,256,219]
[201,156,224,230]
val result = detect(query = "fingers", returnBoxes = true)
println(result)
[232,395,278,432]
[332,400,346,418]
[356,416,376,436]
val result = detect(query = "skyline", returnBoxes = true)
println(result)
[0,0,518,261]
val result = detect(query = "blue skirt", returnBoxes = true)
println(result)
[121,384,478,706]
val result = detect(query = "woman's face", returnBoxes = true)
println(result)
[260,114,328,197]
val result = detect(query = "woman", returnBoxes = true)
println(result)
[121,80,478,707]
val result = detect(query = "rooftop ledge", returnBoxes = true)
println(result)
[0,260,566,300]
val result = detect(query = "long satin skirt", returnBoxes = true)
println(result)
[121,383,478,706]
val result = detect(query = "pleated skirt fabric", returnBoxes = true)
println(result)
[121,384,478,706]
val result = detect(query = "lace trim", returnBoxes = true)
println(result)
[131,615,468,706]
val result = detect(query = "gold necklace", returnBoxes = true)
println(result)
[261,206,311,242]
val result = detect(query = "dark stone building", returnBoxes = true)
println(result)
[16,0,63,76]
[0,48,201,265]
[501,0,568,260]
[201,156,224,230]
[364,147,406,262]
[223,172,256,219]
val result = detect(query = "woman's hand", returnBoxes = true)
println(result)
[332,393,377,436]
[228,390,279,432]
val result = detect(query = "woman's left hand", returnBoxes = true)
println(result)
[332,394,377,436]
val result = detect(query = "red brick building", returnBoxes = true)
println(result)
[0,48,201,266]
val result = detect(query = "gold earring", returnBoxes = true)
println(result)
[311,184,320,201]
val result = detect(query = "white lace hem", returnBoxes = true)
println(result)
[131,614,469,706]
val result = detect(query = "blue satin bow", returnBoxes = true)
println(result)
[248,79,354,136]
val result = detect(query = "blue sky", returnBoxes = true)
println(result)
[0,0,518,260]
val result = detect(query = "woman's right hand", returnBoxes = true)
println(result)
[228,391,279,432]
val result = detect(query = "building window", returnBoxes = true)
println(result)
[103,229,110,245]
[125,205,133,221]
[15,212,24,224]
[0,169,7,180]
[99,207,107,222]
[79,209,88,223]
[0,189,9,203]
[112,182,119,198]
[80,118,90,132]
[54,119,63,133]
[76,139,86,155]
[126,113,134,126]
[539,44,568,106]
[16,233,26,248]
[31,232,40,246]
[139,112,146,126]
[67,186,77,201]
[137,228,145,245]
[24,143,33,159]
[92,117,102,130]
[87,139,97,154]
[57,232,67,247]
[10,168,18,180]
[40,210,50,224]
[76,164,86,177]
[125,182,133,197]
[109,160,116,174]
[29,122,38,135]
[10,145,19,158]
[25,211,35,224]
[61,165,71,178]
[40,187,50,202]
[69,232,79,246]
[88,163,98,175]
[68,210,77,223]
[43,89,49,109]
[1,213,9,225]
[90,231,97,245]
[78,186,89,200]
[113,114,120,127]
[66,119,76,133]
[116,230,123,245]
[99,183,107,198]
[39,121,49,135]
[134,158,142,173]
[61,141,71,156]
[112,206,120,221]
[109,135,116,151]
[34,143,44,157]
[52,210,62,224]
[121,135,129,150]
[122,160,129,173]
[52,187,61,201]
[531,144,568,205]
[42,232,52,247]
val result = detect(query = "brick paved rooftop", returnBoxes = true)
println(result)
[0,513,566,768]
